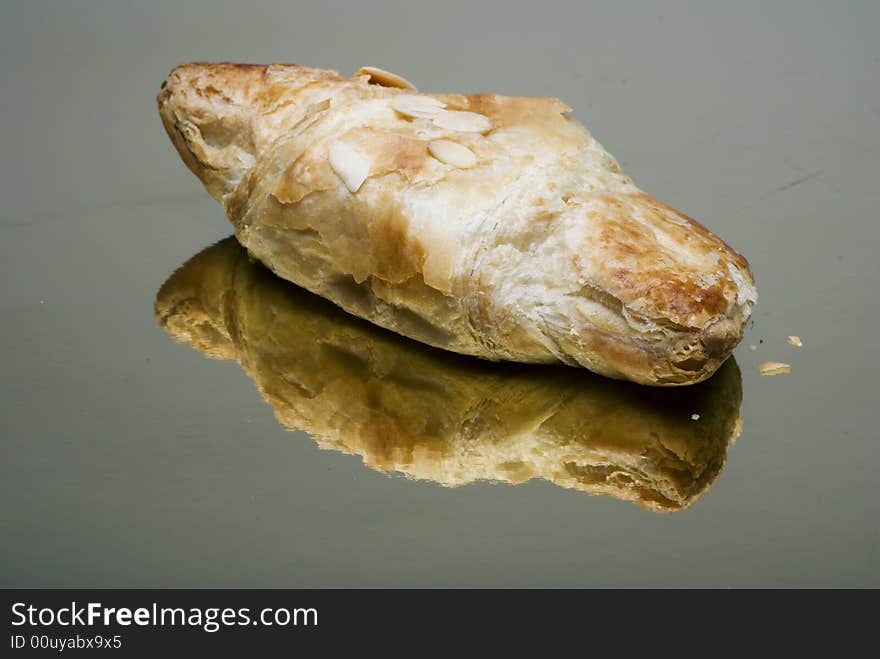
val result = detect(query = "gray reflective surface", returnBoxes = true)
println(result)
[2,0,878,587]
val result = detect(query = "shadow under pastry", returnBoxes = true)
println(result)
[155,237,744,513]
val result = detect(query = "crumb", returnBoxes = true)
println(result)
[691,413,700,420]
[759,361,791,376]
[749,344,757,351]
[788,335,803,347]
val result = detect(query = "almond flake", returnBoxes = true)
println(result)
[428,139,477,168]
[759,361,791,376]
[787,335,803,347]
[305,97,331,115]
[392,94,446,119]
[328,141,370,193]
[432,109,492,133]
[357,66,416,91]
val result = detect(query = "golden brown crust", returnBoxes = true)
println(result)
[156,238,744,511]
[157,62,344,200]
[157,62,757,385]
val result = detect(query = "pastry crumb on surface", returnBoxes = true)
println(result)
[691,413,700,420]
[788,335,803,347]
[759,361,791,376]
[749,344,757,351]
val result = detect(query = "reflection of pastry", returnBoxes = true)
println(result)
[156,238,744,512]
[157,62,756,385]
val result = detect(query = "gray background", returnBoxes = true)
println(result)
[1,0,877,586]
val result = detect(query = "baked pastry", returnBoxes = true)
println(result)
[155,238,744,512]
[157,62,757,385]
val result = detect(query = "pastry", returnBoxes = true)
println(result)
[157,62,757,385]
[155,238,744,512]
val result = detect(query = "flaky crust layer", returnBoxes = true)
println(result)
[156,238,743,511]
[158,62,757,385]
